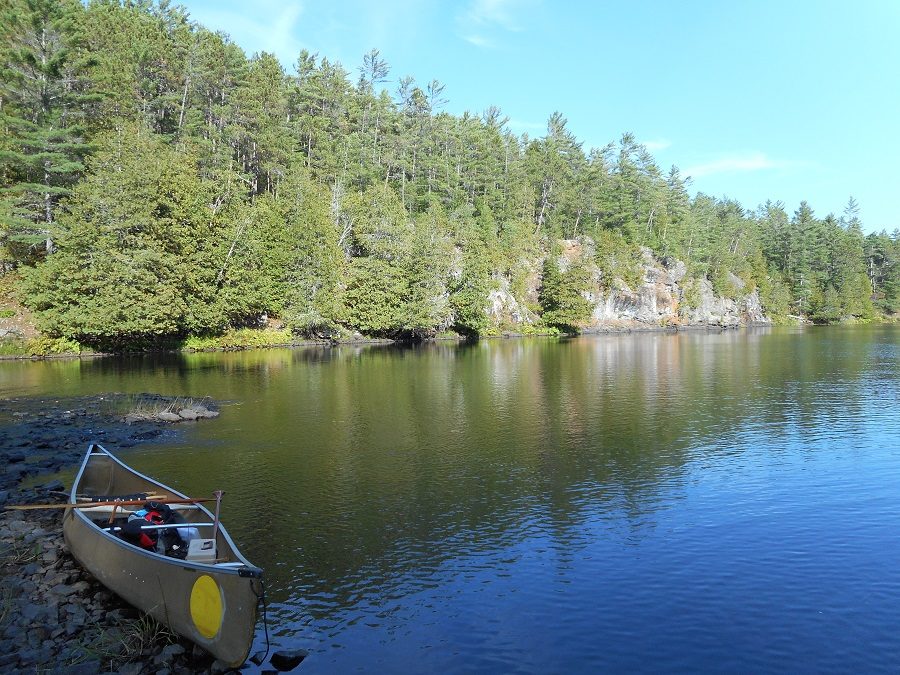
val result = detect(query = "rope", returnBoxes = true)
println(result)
[252,578,271,666]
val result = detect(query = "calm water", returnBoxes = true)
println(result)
[2,327,899,673]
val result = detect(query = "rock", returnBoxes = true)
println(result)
[155,643,186,665]
[177,408,198,421]
[6,465,27,479]
[67,604,88,627]
[8,520,31,536]
[157,412,181,423]
[39,479,64,492]
[24,529,47,544]
[16,649,37,665]
[45,570,71,585]
[123,414,144,425]
[6,452,25,463]
[21,603,48,622]
[50,583,76,597]
[270,649,309,671]
[65,661,102,675]
[70,580,91,595]
[118,663,144,675]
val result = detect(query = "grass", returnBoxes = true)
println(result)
[0,537,42,565]
[0,584,14,629]
[62,614,178,671]
[113,393,213,420]
[181,327,294,351]
[118,613,177,659]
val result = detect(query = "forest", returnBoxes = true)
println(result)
[2,0,898,350]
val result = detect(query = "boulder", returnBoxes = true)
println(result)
[270,649,309,671]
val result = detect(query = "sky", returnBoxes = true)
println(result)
[182,0,900,233]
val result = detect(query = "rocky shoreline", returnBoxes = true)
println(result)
[0,483,230,674]
[0,394,285,674]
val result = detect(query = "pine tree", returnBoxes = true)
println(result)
[0,0,91,265]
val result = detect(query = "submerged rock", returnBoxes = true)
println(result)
[270,649,309,671]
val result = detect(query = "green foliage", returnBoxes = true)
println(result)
[539,245,593,332]
[0,0,893,348]
[181,328,293,350]
[680,278,702,312]
[710,268,739,300]
[450,244,493,337]
[20,126,223,349]
[757,273,792,319]
[274,167,345,336]
[0,0,92,266]
[343,257,409,336]
[24,335,82,356]
[593,229,644,291]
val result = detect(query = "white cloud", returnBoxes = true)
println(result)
[457,0,539,48]
[464,0,524,31]
[640,139,671,152]
[464,34,496,48]
[189,1,305,64]
[684,152,795,178]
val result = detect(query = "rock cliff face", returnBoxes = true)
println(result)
[486,243,769,330]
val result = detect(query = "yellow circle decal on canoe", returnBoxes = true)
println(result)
[190,575,223,639]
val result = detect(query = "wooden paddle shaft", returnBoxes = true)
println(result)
[6,497,214,511]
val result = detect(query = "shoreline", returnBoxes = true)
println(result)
[0,398,244,674]
[0,320,792,362]
[0,486,227,674]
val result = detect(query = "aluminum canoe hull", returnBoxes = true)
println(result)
[62,443,262,667]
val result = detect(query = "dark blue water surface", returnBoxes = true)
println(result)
[2,326,899,672]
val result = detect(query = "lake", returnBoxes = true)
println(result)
[2,326,899,672]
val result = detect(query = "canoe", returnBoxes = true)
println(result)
[62,443,263,667]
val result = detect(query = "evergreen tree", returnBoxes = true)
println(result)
[0,0,90,265]
[539,244,593,331]
[21,125,220,347]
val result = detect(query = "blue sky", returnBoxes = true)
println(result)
[183,0,899,233]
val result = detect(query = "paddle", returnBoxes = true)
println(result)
[105,522,213,532]
[6,497,215,511]
[48,491,166,502]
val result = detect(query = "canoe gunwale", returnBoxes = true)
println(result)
[68,443,262,578]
